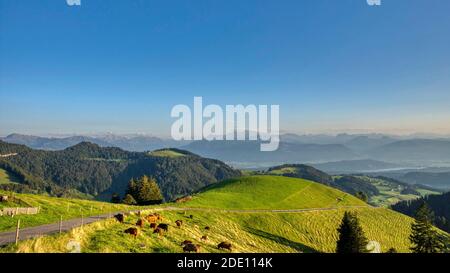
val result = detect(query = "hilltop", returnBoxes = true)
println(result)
[182,175,365,209]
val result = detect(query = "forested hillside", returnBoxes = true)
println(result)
[391,192,450,233]
[266,164,379,197]
[0,141,241,201]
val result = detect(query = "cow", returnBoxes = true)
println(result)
[146,214,158,223]
[124,227,139,238]
[155,213,163,221]
[189,215,194,219]
[183,243,201,253]
[218,242,232,251]
[205,226,210,231]
[150,223,157,229]
[181,240,193,246]
[201,235,208,241]
[157,223,169,232]
[114,214,125,223]
[136,219,144,228]
[153,227,163,236]
[175,220,183,228]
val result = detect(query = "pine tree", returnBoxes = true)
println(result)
[386,248,398,253]
[125,175,163,205]
[336,211,368,253]
[122,194,137,205]
[410,202,445,253]
[111,193,121,204]
[355,191,368,202]
[126,178,138,197]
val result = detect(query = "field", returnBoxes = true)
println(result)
[149,149,186,158]
[0,190,141,232]
[0,168,21,185]
[2,207,415,253]
[180,176,366,209]
[358,176,441,207]
[2,175,432,253]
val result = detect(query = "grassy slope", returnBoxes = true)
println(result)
[358,176,441,207]
[181,175,366,209]
[149,150,186,158]
[0,168,21,185]
[0,190,141,232]
[2,175,428,253]
[3,208,414,253]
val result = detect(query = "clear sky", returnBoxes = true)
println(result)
[1,0,450,137]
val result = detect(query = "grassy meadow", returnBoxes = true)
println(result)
[181,176,366,209]
[2,175,433,253]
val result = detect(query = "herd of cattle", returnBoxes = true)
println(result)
[114,212,233,253]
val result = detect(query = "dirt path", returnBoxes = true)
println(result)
[151,205,373,214]
[0,205,373,246]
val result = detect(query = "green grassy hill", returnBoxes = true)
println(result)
[3,176,443,253]
[181,175,366,209]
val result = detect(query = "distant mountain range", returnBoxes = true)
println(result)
[311,159,403,174]
[182,140,358,165]
[3,133,450,170]
[0,133,188,152]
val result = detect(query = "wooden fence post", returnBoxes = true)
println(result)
[59,216,63,234]
[15,219,20,245]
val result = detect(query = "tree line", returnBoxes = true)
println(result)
[336,203,449,253]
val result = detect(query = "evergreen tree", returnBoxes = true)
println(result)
[126,178,138,197]
[355,191,368,202]
[336,211,368,253]
[410,202,445,253]
[111,193,121,204]
[386,248,398,253]
[124,175,163,205]
[122,194,137,205]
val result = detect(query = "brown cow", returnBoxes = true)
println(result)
[181,240,193,246]
[201,235,208,241]
[218,242,232,251]
[146,215,158,223]
[150,223,157,229]
[153,227,164,236]
[183,243,201,253]
[136,219,144,228]
[114,214,125,223]
[155,213,163,221]
[157,223,169,232]
[175,220,183,228]
[124,227,139,238]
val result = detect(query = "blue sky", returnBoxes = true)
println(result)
[1,0,450,137]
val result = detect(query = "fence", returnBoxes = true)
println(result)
[0,207,40,216]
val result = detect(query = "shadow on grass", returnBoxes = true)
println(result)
[245,227,318,253]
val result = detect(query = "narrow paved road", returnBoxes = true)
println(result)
[0,205,373,246]
[0,213,121,246]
